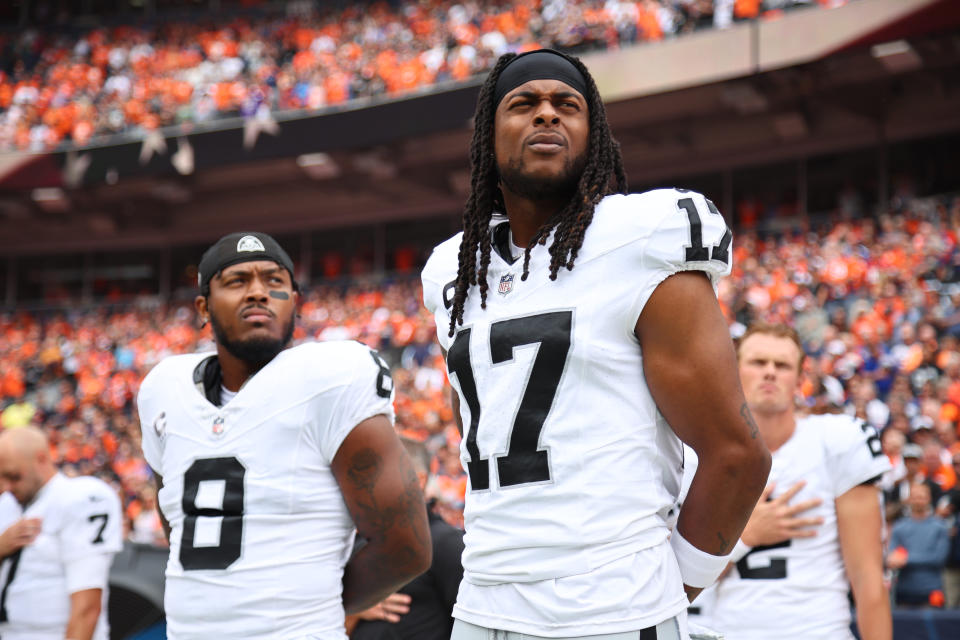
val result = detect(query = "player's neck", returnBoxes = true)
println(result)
[500,188,567,247]
[751,409,797,453]
[24,469,56,507]
[216,347,266,392]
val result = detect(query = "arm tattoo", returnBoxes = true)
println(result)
[346,448,382,491]
[740,403,760,439]
[346,447,428,562]
[716,532,731,554]
[340,441,430,613]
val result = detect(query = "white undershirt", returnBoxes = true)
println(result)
[220,384,238,405]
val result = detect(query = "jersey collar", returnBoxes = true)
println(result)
[491,220,519,265]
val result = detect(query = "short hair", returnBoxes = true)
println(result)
[737,322,805,371]
[401,437,431,475]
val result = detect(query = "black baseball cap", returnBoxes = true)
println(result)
[198,231,298,294]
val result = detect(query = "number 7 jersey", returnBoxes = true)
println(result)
[422,189,732,588]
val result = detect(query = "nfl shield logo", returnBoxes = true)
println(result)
[498,274,514,296]
[212,416,225,436]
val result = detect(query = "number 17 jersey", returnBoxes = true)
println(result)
[422,189,732,635]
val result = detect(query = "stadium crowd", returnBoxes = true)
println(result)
[3,189,960,605]
[0,0,848,151]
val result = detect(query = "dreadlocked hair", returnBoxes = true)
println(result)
[447,52,628,337]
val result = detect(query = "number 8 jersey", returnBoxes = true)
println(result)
[137,341,395,640]
[422,189,732,635]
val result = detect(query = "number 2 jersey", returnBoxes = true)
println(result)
[137,341,395,640]
[709,413,891,640]
[421,189,732,635]
[0,473,122,640]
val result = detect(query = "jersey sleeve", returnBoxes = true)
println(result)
[136,365,164,473]
[421,234,462,352]
[59,479,123,566]
[318,344,397,463]
[820,415,892,497]
[626,189,733,327]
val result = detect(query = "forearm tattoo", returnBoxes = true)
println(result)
[346,447,428,573]
[740,403,760,439]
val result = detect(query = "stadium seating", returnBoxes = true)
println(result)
[1,190,959,541]
[0,0,848,151]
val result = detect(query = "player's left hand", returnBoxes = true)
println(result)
[357,592,412,623]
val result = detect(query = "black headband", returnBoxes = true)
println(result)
[198,231,298,294]
[494,49,588,107]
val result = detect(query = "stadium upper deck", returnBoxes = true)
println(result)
[0,0,824,153]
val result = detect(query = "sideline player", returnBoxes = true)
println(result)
[0,426,122,640]
[709,323,892,640]
[421,49,771,639]
[137,231,431,639]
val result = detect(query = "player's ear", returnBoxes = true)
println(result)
[195,295,208,324]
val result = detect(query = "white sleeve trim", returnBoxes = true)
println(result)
[64,552,113,593]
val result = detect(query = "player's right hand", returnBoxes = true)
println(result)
[886,546,909,570]
[0,517,42,555]
[741,481,823,547]
[357,592,412,623]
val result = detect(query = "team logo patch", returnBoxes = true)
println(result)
[498,273,514,296]
[153,412,166,439]
[212,416,225,436]
[236,235,265,253]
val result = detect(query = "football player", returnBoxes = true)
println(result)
[0,426,122,640]
[709,323,892,640]
[421,49,771,639]
[137,232,431,639]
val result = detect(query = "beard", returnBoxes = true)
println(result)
[211,310,295,369]
[498,150,587,203]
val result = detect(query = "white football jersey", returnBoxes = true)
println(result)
[0,473,122,640]
[422,189,732,635]
[710,413,890,640]
[137,341,395,640]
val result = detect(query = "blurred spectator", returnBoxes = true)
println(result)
[128,486,167,547]
[936,451,960,608]
[924,442,956,505]
[885,443,926,524]
[0,0,852,151]
[887,483,950,607]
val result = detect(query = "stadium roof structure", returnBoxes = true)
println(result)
[0,0,958,255]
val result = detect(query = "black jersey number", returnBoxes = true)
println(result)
[447,311,572,490]
[88,513,109,544]
[678,196,732,265]
[369,350,394,399]
[180,456,246,570]
[736,539,791,580]
[860,422,883,458]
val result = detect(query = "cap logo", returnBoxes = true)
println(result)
[237,235,266,253]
